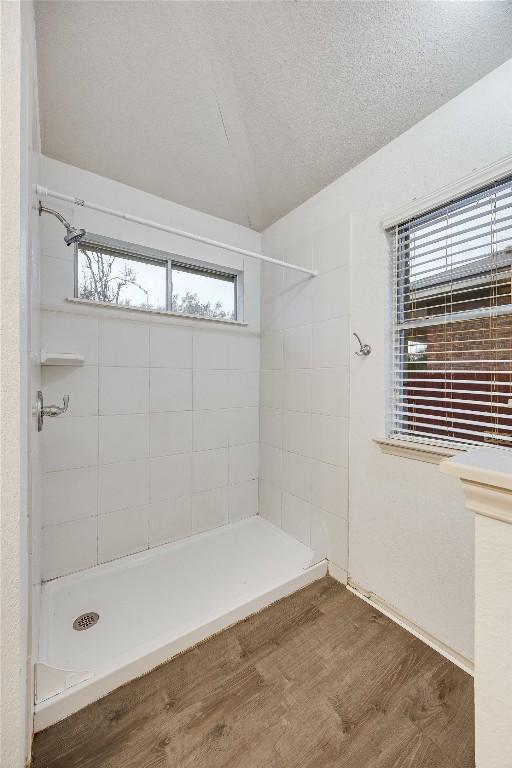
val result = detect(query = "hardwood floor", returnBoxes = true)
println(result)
[32,577,474,768]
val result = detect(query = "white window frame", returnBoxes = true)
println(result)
[74,234,243,322]
[388,176,512,452]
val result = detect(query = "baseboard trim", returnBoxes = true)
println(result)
[346,580,474,676]
[327,562,348,585]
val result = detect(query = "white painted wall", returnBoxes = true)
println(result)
[263,57,512,663]
[0,2,41,764]
[38,157,260,580]
[259,220,350,576]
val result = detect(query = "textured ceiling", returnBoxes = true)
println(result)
[35,1,512,231]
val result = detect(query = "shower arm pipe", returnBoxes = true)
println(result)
[34,185,317,277]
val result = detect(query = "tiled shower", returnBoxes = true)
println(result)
[259,220,351,575]
[41,312,260,579]
[33,156,350,730]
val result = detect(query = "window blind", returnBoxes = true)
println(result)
[391,174,512,448]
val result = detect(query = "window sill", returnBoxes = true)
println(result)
[66,298,248,326]
[374,437,466,465]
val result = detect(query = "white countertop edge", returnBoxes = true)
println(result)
[440,447,512,493]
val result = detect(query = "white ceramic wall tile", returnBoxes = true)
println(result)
[150,324,192,368]
[326,511,348,570]
[283,369,311,413]
[99,367,149,415]
[283,325,312,369]
[149,368,192,413]
[228,333,260,370]
[261,332,283,370]
[311,414,349,467]
[312,317,350,368]
[281,237,313,272]
[191,487,229,533]
[312,267,350,322]
[309,505,328,560]
[313,218,350,274]
[259,219,350,557]
[99,414,149,463]
[41,255,74,309]
[41,208,75,261]
[193,329,230,369]
[42,311,98,364]
[311,506,348,570]
[282,492,310,546]
[42,517,97,580]
[259,444,282,488]
[261,262,283,301]
[229,442,259,484]
[150,411,192,457]
[311,367,349,417]
[148,496,192,547]
[258,480,282,527]
[98,505,149,563]
[42,365,98,418]
[98,459,150,514]
[283,451,312,502]
[150,453,192,503]
[260,370,282,409]
[311,461,348,518]
[192,448,229,493]
[260,407,282,448]
[43,467,98,526]
[32,460,43,580]
[31,206,43,593]
[228,479,258,521]
[227,371,259,408]
[99,318,149,367]
[260,293,284,333]
[193,409,229,451]
[193,370,231,410]
[43,416,98,472]
[281,281,312,329]
[39,172,262,580]
[227,407,259,446]
[242,260,261,328]
[283,410,311,456]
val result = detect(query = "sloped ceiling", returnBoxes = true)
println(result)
[35,1,512,231]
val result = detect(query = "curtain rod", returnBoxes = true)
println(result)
[34,185,317,277]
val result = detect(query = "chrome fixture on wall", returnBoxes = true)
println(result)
[38,201,86,246]
[353,332,371,357]
[37,391,69,432]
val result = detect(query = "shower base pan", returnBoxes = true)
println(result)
[35,516,326,731]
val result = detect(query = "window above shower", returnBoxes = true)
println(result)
[75,235,241,322]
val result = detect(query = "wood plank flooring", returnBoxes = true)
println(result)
[32,577,474,768]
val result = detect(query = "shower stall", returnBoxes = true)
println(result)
[37,518,324,727]
[32,157,349,731]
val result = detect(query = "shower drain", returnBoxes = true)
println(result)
[73,612,100,631]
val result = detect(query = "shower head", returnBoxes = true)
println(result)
[39,202,87,246]
[64,225,87,246]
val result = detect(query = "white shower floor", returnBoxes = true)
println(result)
[35,516,326,731]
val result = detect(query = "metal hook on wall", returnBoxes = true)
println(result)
[353,332,371,357]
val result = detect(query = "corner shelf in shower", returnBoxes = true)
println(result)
[41,351,84,366]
